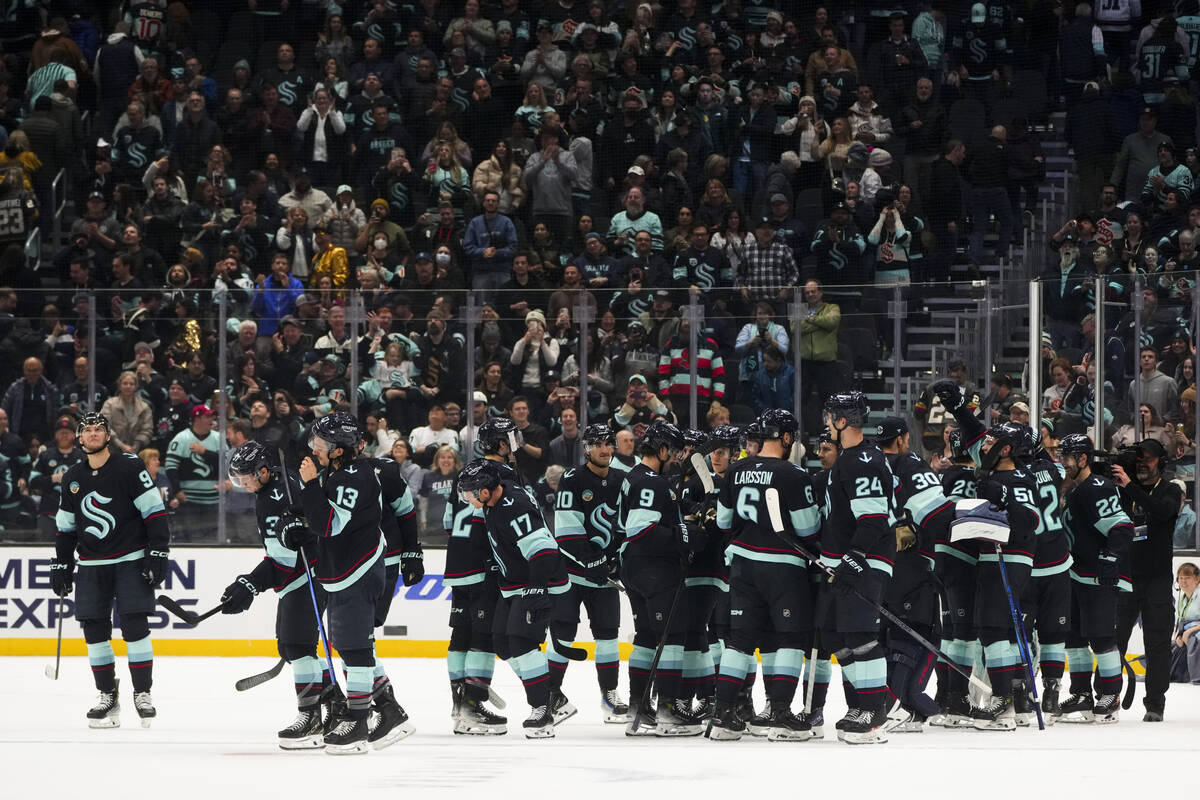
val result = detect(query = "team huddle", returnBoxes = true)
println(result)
[49,378,1142,751]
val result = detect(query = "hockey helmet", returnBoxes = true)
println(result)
[709,424,743,452]
[824,391,870,428]
[228,440,276,484]
[582,423,616,448]
[681,427,709,449]
[637,418,686,454]
[457,458,506,499]
[1057,433,1094,459]
[979,421,1030,474]
[756,408,799,439]
[478,416,522,455]
[309,411,364,452]
[76,411,110,437]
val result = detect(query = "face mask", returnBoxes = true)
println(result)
[436,253,451,265]
[374,237,388,250]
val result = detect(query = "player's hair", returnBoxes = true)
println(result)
[228,418,252,438]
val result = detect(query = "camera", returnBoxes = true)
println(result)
[1090,446,1140,480]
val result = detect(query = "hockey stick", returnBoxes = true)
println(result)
[804,586,831,713]
[689,452,716,495]
[550,635,589,661]
[464,677,507,710]
[43,601,64,680]
[763,488,992,696]
[235,657,287,691]
[1121,656,1137,710]
[993,544,1046,730]
[630,574,687,732]
[279,448,339,689]
[157,595,225,627]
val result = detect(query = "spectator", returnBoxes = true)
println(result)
[510,309,560,396]
[409,403,462,468]
[750,343,796,415]
[1112,402,1177,451]
[251,253,305,337]
[548,405,583,467]
[967,125,1015,266]
[463,189,519,302]
[985,373,1029,423]
[1142,143,1193,214]
[100,371,154,454]
[164,403,219,540]
[418,443,461,533]
[1130,346,1182,421]
[1111,107,1173,202]
[509,395,549,484]
[914,359,980,456]
[1,357,59,445]
[1068,82,1120,214]
[735,301,790,394]
[1170,562,1200,679]
[311,225,349,293]
[415,308,466,407]
[657,314,725,428]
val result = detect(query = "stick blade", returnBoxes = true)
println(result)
[764,487,785,534]
[44,665,58,680]
[690,452,715,495]
[234,658,286,692]
[551,638,588,662]
[1122,659,1137,710]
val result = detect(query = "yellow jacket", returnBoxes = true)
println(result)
[311,245,349,292]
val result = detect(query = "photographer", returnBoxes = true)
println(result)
[1111,438,1181,721]
[509,309,560,397]
[734,301,790,399]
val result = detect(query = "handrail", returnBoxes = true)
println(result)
[50,167,65,249]
[23,224,38,269]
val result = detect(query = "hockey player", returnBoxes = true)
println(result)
[550,423,629,724]
[443,417,520,735]
[707,409,822,742]
[457,458,570,738]
[819,392,896,744]
[1058,433,1135,723]
[874,417,954,733]
[282,412,388,754]
[1022,429,1073,722]
[931,428,979,725]
[50,412,170,728]
[931,380,1040,731]
[221,441,332,749]
[617,419,703,736]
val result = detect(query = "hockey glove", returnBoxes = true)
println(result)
[832,549,869,596]
[1097,551,1119,587]
[930,379,966,415]
[521,587,553,628]
[577,553,611,584]
[279,514,318,552]
[142,550,170,588]
[978,479,1009,512]
[220,575,259,614]
[401,552,425,586]
[678,520,707,561]
[49,557,74,598]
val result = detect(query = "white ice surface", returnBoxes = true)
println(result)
[4,656,1195,799]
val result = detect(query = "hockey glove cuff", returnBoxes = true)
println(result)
[930,379,966,415]
[279,514,318,552]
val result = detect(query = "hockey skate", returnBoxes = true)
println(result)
[128,690,154,727]
[884,709,926,733]
[801,708,825,739]
[1012,682,1035,728]
[323,715,369,755]
[971,695,1016,731]
[523,705,555,739]
[321,683,347,735]
[931,693,975,728]
[767,706,815,742]
[838,709,888,744]
[368,685,416,750]
[278,707,325,750]
[600,689,631,723]
[834,707,861,732]
[654,699,704,736]
[549,689,577,726]
[454,697,507,735]
[1041,679,1061,716]
[746,699,773,737]
[87,679,120,729]
[704,702,745,741]
[449,681,464,722]
[1092,694,1120,724]
[1055,692,1095,723]
[690,696,715,721]
[625,700,658,736]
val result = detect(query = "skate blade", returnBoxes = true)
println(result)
[1057,711,1094,724]
[946,715,976,728]
[837,730,889,744]
[88,715,121,729]
[808,725,825,739]
[552,703,578,726]
[1015,713,1032,727]
[624,724,657,737]
[523,726,555,739]
[705,727,743,741]
[1094,713,1119,725]
[370,721,416,750]
[324,740,369,755]
[278,735,325,750]
[139,717,154,729]
[887,721,924,733]
[767,729,816,742]
[654,724,704,737]
[971,719,1017,731]
[602,710,632,724]
[745,724,770,737]
[453,724,507,735]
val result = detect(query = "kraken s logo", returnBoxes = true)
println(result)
[127,142,148,169]
[81,492,116,539]
[276,80,298,107]
[191,450,211,478]
[969,37,987,63]
[829,244,847,271]
[676,26,697,50]
[390,183,409,210]
[590,502,615,547]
